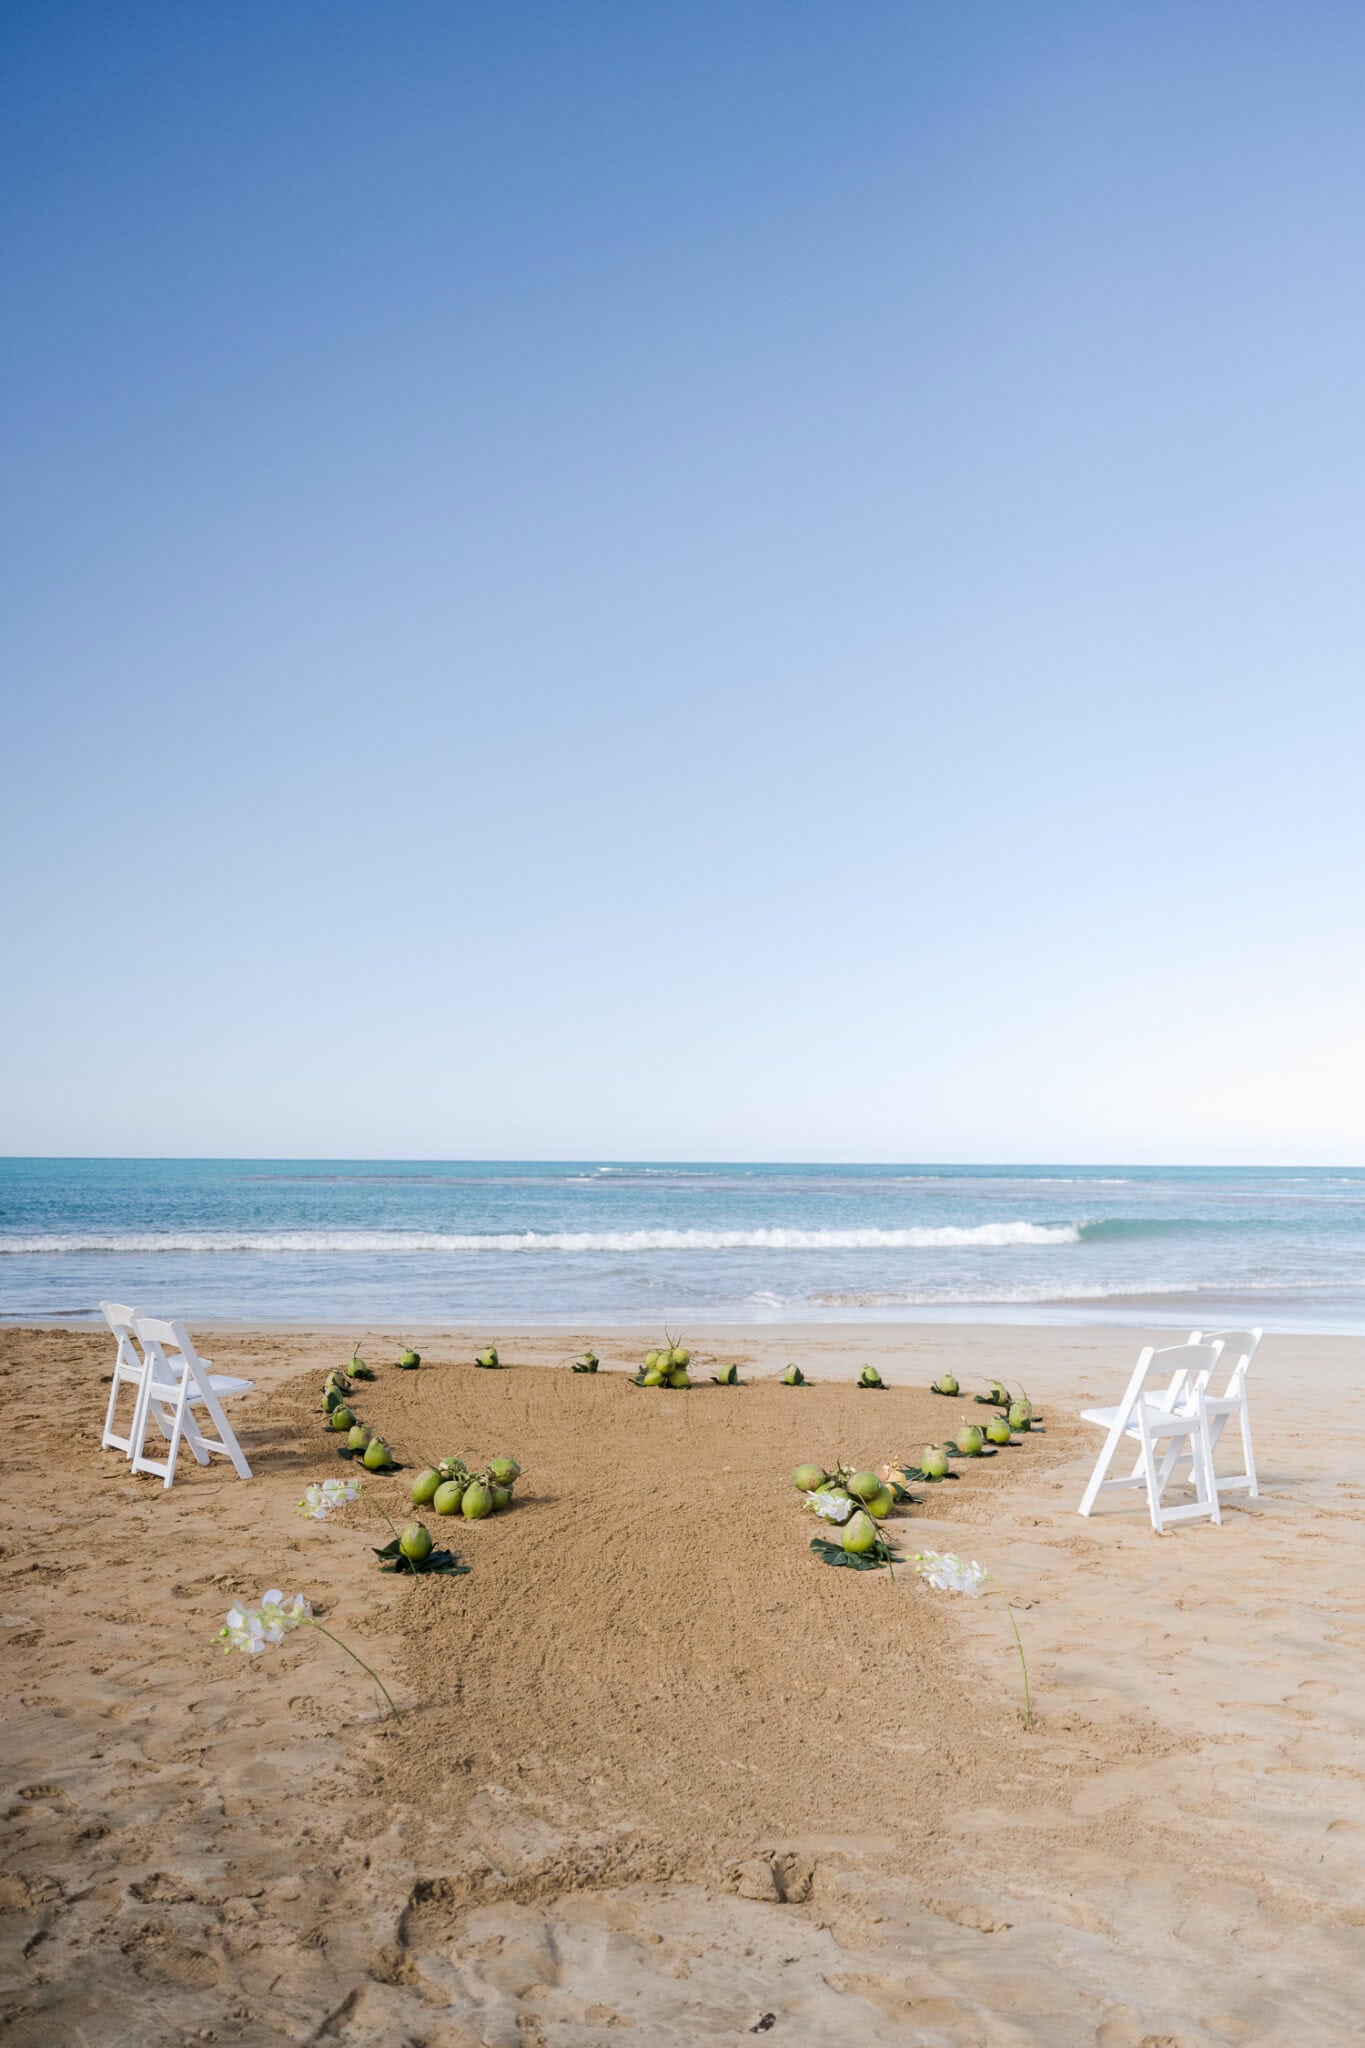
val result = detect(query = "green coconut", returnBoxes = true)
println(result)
[864,1486,895,1518]
[847,1471,881,1502]
[323,1387,346,1413]
[433,1479,465,1515]
[475,1345,500,1370]
[780,1364,805,1386]
[792,1463,827,1492]
[712,1363,740,1384]
[985,1415,1012,1445]
[644,1348,662,1369]
[956,1423,984,1456]
[397,1347,421,1369]
[329,1405,357,1433]
[347,1424,372,1452]
[573,1351,599,1373]
[461,1480,494,1520]
[931,1374,959,1396]
[668,1346,691,1368]
[399,1522,432,1563]
[362,1436,394,1471]
[410,1467,442,1506]
[666,1369,691,1389]
[438,1457,467,1481]
[487,1456,521,1487]
[922,1444,950,1480]
[489,1482,513,1512]
[641,1367,667,1386]
[857,1365,884,1389]
[1008,1400,1032,1431]
[842,1510,878,1555]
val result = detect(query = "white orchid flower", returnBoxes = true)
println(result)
[913,1549,987,1596]
[219,1591,312,1655]
[912,1550,1033,1729]
[297,1476,362,1520]
[806,1490,855,1523]
[215,1588,401,1725]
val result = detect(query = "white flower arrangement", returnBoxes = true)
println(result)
[806,1489,855,1524]
[297,1477,362,1520]
[913,1549,986,1596]
[217,1588,400,1723]
[913,1549,1033,1728]
[221,1589,311,1654]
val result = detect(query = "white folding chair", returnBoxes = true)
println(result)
[1188,1329,1262,1503]
[1077,1340,1224,1532]
[127,1316,254,1487]
[100,1301,151,1454]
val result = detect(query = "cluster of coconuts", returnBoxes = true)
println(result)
[637,1339,692,1388]
[923,1397,1035,1467]
[793,1463,895,1556]
[409,1454,521,1519]
[321,1371,395,1469]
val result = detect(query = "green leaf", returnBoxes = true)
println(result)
[809,1537,892,1571]
[373,1538,470,1575]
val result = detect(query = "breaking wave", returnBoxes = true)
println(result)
[0,1221,1080,1256]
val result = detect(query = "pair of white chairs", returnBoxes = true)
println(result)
[100,1303,254,1488]
[1077,1329,1261,1534]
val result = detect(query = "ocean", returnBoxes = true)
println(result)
[1,1158,1363,1332]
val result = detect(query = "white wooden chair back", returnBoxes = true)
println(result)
[1188,1328,1262,1501]
[1078,1340,1225,1530]
[128,1315,253,1488]
[1189,1328,1261,1397]
[100,1301,149,1454]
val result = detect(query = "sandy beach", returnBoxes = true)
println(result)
[2,1321,1362,2047]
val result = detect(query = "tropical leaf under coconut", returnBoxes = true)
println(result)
[809,1536,894,1572]
[337,1445,405,1469]
[371,1538,470,1576]
[898,1464,960,1483]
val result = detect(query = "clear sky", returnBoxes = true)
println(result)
[2,2,1362,1162]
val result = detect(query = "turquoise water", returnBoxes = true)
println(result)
[2,1159,1364,1330]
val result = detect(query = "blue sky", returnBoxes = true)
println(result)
[2,2,1362,1161]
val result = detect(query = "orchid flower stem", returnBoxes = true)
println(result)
[304,1619,402,1724]
[988,1579,1032,1730]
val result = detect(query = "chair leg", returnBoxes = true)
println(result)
[159,1392,190,1489]
[1138,1427,1166,1534]
[195,1385,252,1480]
[1079,1422,1131,1516]
[1197,1419,1222,1526]
[101,1370,129,1452]
[1240,1402,1260,1498]
[125,1366,156,1474]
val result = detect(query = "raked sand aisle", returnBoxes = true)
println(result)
[0,1324,1362,2047]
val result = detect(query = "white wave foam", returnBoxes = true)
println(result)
[0,1221,1081,1256]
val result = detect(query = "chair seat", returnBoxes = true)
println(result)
[147,1373,254,1401]
[1081,1400,1197,1436]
